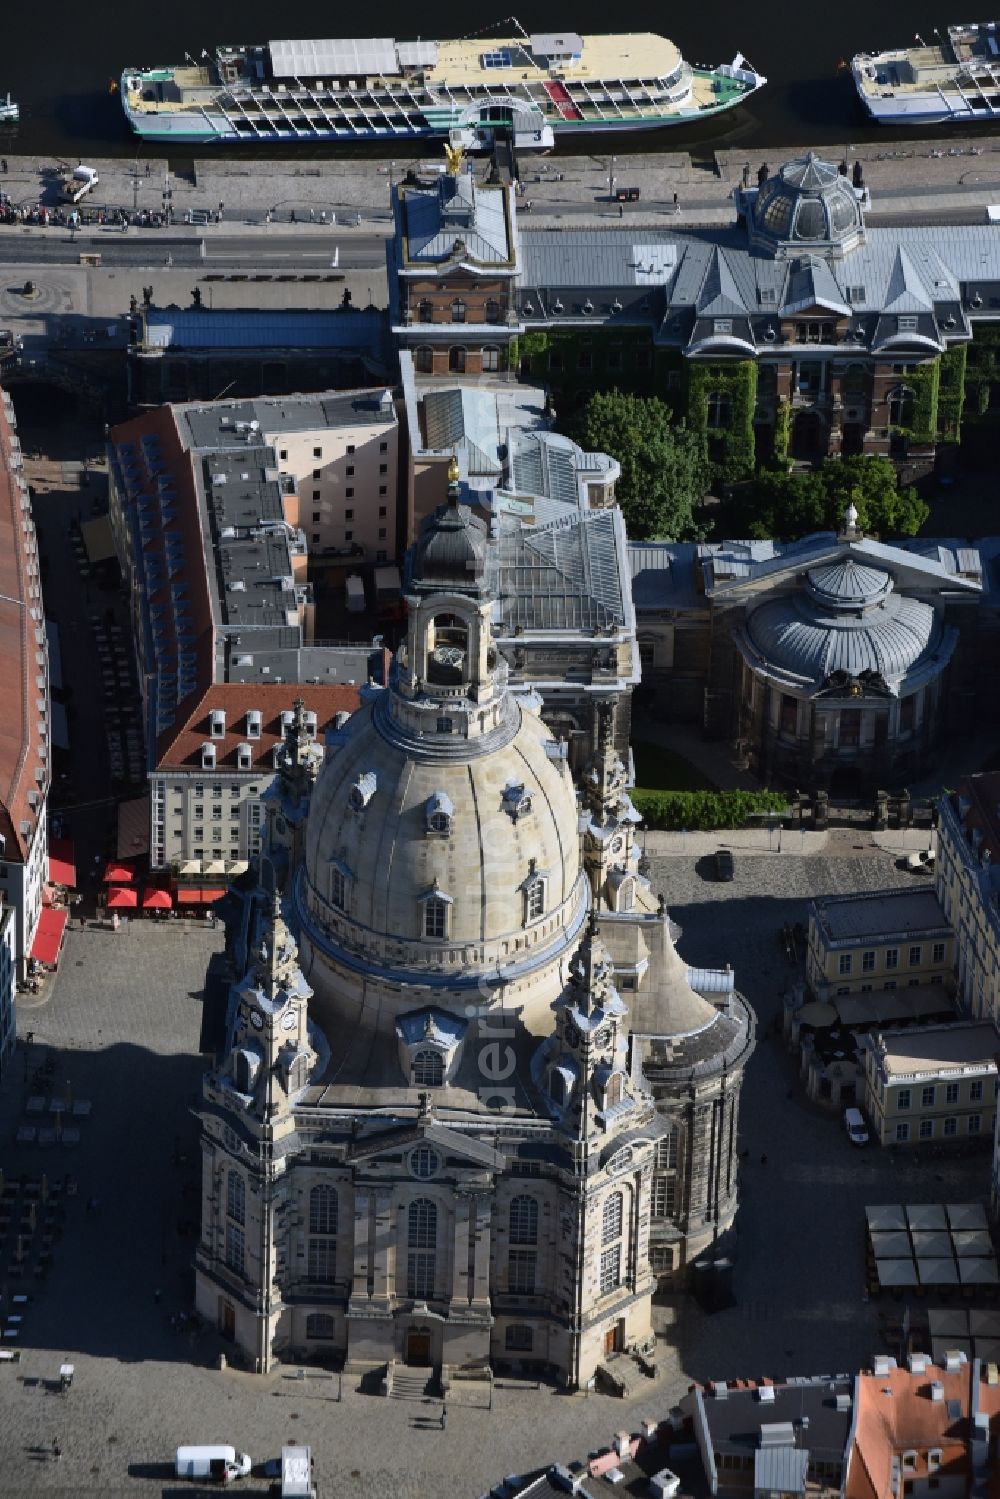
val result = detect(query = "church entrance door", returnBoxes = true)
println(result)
[604,1323,622,1356]
[219,1299,235,1342]
[405,1328,432,1366]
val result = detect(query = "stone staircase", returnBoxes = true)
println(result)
[596,1352,652,1399]
[387,1362,437,1401]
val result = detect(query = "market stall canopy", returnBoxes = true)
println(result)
[929,1308,969,1338]
[48,838,76,888]
[106,885,138,909]
[907,1204,948,1232]
[867,1205,907,1232]
[947,1203,989,1232]
[30,907,68,966]
[876,1258,918,1286]
[917,1257,959,1285]
[870,1231,911,1259]
[953,1231,994,1258]
[911,1231,953,1258]
[103,861,138,885]
[959,1257,1000,1285]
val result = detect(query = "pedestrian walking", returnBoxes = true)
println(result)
[672,191,679,211]
[618,203,624,219]
[440,1402,447,1430]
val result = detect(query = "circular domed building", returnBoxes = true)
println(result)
[735,552,959,790]
[750,151,866,258]
[294,484,588,1036]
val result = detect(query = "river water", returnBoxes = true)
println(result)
[0,1,992,158]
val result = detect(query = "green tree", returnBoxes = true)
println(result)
[571,390,709,539]
[726,456,929,541]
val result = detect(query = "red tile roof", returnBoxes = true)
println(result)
[0,394,48,862]
[154,683,361,771]
[848,1363,971,1499]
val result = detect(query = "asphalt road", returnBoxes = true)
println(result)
[0,230,389,269]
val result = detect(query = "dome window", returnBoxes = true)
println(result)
[419,884,453,940]
[522,858,547,925]
[329,860,351,913]
[412,1049,444,1087]
[502,782,532,823]
[349,771,377,812]
[425,791,454,838]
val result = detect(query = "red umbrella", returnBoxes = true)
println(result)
[106,885,138,909]
[102,861,138,884]
[140,888,172,910]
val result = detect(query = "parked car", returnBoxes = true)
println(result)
[714,848,735,881]
[843,1106,870,1146]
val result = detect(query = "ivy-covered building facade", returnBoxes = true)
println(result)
[391,152,1000,478]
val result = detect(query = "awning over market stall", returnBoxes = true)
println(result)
[103,861,138,885]
[106,885,138,910]
[175,888,226,905]
[867,1205,906,1233]
[876,1258,918,1286]
[48,838,77,888]
[30,907,68,967]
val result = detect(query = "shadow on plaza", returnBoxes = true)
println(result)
[6,1036,214,1371]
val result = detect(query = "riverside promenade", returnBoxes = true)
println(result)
[2,135,1000,234]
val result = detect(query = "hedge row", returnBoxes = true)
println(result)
[631,788,789,831]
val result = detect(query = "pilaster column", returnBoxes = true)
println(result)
[351,1188,371,1299]
[470,1192,492,1307]
[451,1194,472,1302]
[372,1189,392,1302]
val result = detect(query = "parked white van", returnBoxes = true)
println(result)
[175,1445,252,1483]
[844,1107,869,1146]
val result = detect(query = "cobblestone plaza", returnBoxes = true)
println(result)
[0,847,989,1496]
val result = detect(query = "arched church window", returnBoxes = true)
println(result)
[307,1185,338,1284]
[888,385,916,427]
[227,1170,245,1226]
[655,1132,678,1171]
[550,1069,568,1106]
[603,1191,623,1245]
[330,866,347,912]
[407,1198,437,1299]
[423,895,448,940]
[309,1185,338,1235]
[306,1313,336,1340]
[509,1195,539,1245]
[451,297,467,323]
[412,1050,444,1087]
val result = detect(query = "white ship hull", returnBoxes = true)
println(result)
[853,23,1000,124]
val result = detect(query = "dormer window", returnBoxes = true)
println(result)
[210,709,226,738]
[349,772,377,812]
[425,791,454,838]
[246,709,262,740]
[280,709,295,731]
[502,782,532,823]
[201,742,216,770]
[304,710,317,736]
[236,742,253,772]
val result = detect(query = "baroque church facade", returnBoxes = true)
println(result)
[194,480,755,1387]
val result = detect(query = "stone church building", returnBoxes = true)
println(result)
[194,480,754,1388]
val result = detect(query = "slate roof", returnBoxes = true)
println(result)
[516,161,1000,350]
[400,173,514,268]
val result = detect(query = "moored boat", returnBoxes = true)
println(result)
[0,94,18,125]
[121,24,765,148]
[852,23,1000,124]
